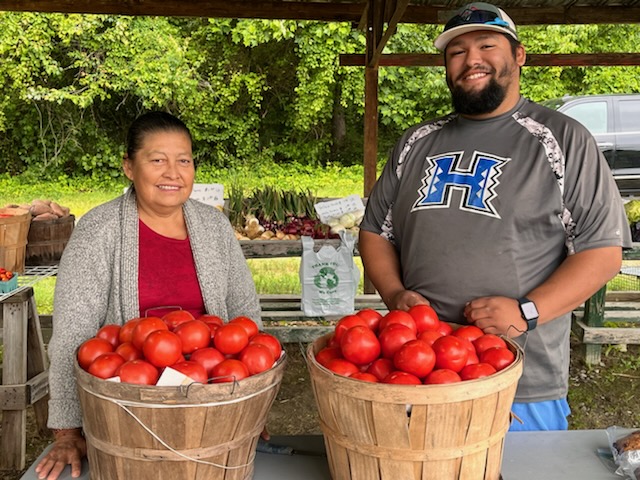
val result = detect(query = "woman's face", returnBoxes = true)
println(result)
[123,129,195,215]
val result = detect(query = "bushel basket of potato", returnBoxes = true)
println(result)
[23,199,75,266]
[306,310,524,480]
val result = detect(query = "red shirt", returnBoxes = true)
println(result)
[138,219,205,318]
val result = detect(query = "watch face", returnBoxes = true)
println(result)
[521,301,539,319]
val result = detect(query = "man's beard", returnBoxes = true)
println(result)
[448,71,508,116]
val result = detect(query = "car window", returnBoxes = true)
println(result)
[563,101,608,134]
[617,99,640,133]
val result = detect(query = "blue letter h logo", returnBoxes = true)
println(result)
[413,152,508,217]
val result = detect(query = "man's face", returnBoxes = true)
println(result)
[444,30,525,117]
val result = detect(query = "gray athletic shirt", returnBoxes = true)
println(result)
[361,96,631,402]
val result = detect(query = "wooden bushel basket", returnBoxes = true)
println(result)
[0,207,31,273]
[75,353,286,480]
[26,214,75,266]
[306,334,523,480]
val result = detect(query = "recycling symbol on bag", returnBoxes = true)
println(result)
[314,267,339,289]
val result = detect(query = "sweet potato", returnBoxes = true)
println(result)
[32,212,58,221]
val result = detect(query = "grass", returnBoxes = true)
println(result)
[2,167,638,314]
[1,166,367,314]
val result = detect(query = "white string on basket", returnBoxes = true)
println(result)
[115,401,256,470]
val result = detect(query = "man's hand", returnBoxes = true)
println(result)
[35,429,87,480]
[463,296,527,337]
[385,289,430,311]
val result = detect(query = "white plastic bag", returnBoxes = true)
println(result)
[300,230,360,316]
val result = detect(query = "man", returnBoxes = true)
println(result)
[359,2,631,431]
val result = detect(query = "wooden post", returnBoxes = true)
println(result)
[362,0,383,295]
[583,285,607,365]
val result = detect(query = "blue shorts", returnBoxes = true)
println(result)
[509,399,571,432]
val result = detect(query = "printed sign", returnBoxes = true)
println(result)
[314,194,365,224]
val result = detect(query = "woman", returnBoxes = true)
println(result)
[36,111,262,480]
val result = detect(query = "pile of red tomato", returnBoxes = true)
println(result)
[77,311,282,385]
[315,306,516,385]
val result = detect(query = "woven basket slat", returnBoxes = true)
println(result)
[76,354,285,480]
[307,333,523,480]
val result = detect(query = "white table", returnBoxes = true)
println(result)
[20,429,631,480]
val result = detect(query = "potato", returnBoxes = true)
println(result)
[32,212,58,221]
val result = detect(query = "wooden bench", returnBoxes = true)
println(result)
[571,289,640,365]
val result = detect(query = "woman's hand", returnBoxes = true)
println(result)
[35,429,87,480]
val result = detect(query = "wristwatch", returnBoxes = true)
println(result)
[517,297,539,331]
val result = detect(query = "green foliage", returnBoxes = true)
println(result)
[0,13,639,182]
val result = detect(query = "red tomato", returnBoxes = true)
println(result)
[452,325,484,343]
[170,360,208,383]
[211,359,250,383]
[162,310,195,331]
[378,324,417,359]
[350,372,379,383]
[327,334,340,348]
[383,371,422,385]
[436,321,454,336]
[249,333,282,361]
[473,334,508,356]
[229,316,259,339]
[142,330,183,368]
[417,330,444,347]
[189,347,225,377]
[366,358,394,381]
[77,338,114,371]
[379,310,417,335]
[459,363,497,381]
[115,342,143,362]
[340,325,381,365]
[87,352,126,379]
[457,336,477,356]
[214,324,249,355]
[239,343,275,375]
[424,368,462,384]
[480,347,516,371]
[315,346,343,368]
[96,324,121,348]
[408,305,440,333]
[174,320,211,354]
[132,317,168,350]
[431,335,469,373]
[356,308,383,332]
[117,359,159,385]
[465,349,480,366]
[334,315,368,343]
[393,340,436,378]
[198,314,224,328]
[118,318,141,344]
[325,358,360,377]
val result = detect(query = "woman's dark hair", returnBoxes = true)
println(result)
[126,111,192,159]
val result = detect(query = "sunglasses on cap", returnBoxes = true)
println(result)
[445,8,515,34]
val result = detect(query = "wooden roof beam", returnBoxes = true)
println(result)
[0,2,638,25]
[0,0,366,21]
[341,53,640,67]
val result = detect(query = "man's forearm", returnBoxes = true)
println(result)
[527,246,622,324]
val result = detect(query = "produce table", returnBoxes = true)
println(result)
[20,429,634,480]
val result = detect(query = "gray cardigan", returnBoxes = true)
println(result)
[47,189,261,428]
